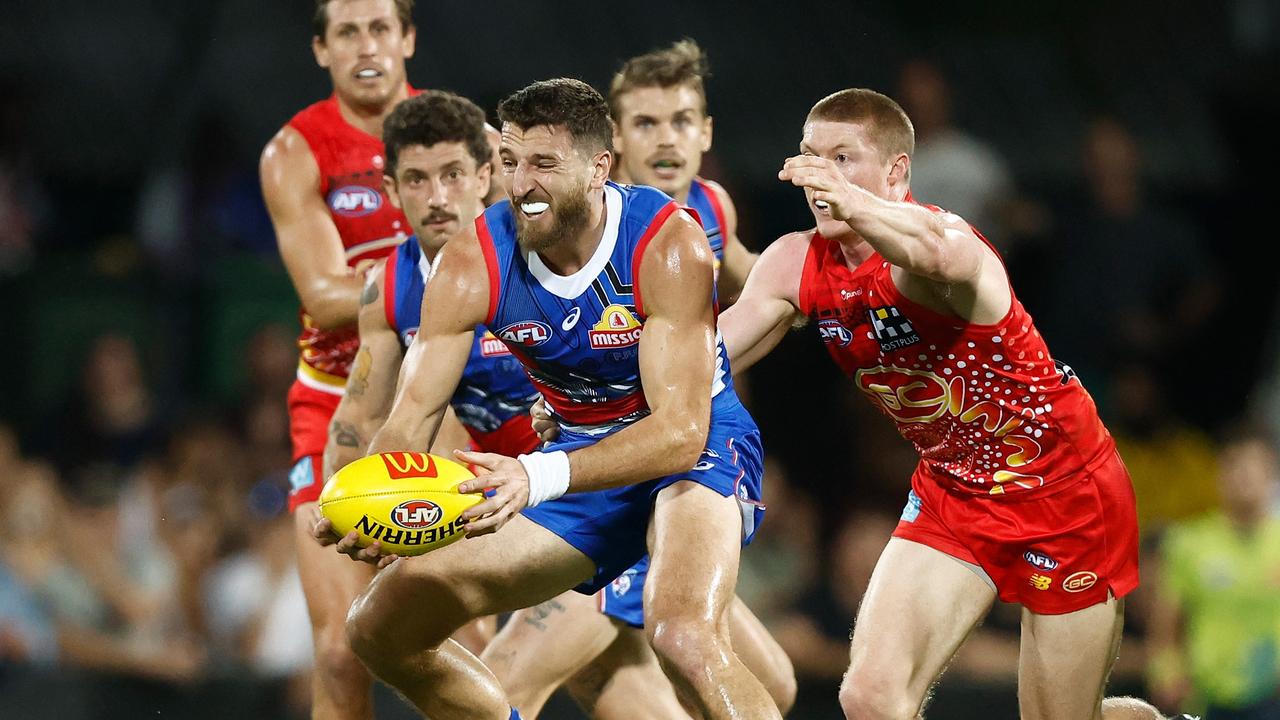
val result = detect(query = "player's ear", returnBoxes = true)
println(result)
[475,160,492,202]
[383,173,402,209]
[400,23,416,59]
[610,118,625,156]
[590,151,612,190]
[312,34,330,68]
[701,114,713,153]
[888,153,910,194]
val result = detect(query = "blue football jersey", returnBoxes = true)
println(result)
[384,237,540,449]
[686,177,727,261]
[476,181,737,436]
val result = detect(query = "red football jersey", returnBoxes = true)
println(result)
[284,92,416,387]
[797,207,1115,497]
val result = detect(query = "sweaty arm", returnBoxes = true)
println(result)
[322,262,472,478]
[704,181,758,305]
[779,156,1009,322]
[568,211,722,490]
[719,232,809,373]
[364,230,487,456]
[321,263,406,479]
[261,126,367,330]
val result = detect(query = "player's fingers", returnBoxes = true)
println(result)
[334,529,361,554]
[461,494,505,521]
[377,554,401,569]
[354,540,384,564]
[464,510,505,537]
[454,449,502,473]
[457,469,511,495]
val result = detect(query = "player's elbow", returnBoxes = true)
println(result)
[303,294,353,330]
[664,414,710,474]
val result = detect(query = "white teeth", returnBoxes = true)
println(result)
[356,69,379,78]
[815,200,830,210]
[521,201,549,215]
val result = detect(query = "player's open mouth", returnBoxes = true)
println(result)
[814,200,831,212]
[520,201,550,218]
[355,68,383,80]
[649,157,685,179]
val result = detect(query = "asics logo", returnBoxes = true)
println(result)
[562,307,582,332]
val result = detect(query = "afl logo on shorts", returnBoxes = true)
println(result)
[391,499,443,530]
[1062,571,1097,593]
[818,319,853,347]
[1023,550,1058,571]
[499,321,552,347]
[328,185,383,217]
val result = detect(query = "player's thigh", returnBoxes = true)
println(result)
[294,501,375,633]
[567,625,693,720]
[353,514,597,638]
[845,538,996,709]
[645,479,743,625]
[1018,596,1124,720]
[482,589,619,715]
[728,596,796,713]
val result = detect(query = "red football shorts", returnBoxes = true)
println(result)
[287,379,342,511]
[892,449,1140,615]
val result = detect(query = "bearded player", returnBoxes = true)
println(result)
[487,42,792,719]
[259,2,475,718]
[319,78,780,720]
[716,88,1157,720]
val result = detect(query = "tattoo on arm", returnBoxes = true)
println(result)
[331,421,363,448]
[521,598,565,631]
[348,346,372,396]
[360,280,379,306]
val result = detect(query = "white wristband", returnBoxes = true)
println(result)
[517,450,571,508]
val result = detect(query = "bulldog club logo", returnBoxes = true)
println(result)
[327,185,382,217]
[589,304,643,349]
[391,499,443,530]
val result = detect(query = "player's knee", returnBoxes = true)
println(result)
[345,564,459,665]
[1101,696,1165,720]
[839,670,917,720]
[313,622,369,687]
[647,614,724,678]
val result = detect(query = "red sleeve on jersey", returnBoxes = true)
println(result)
[631,201,679,319]
[796,233,827,319]
[474,217,502,326]
[700,180,729,234]
[382,250,398,333]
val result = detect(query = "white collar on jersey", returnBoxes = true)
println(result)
[526,183,622,300]
[417,245,434,284]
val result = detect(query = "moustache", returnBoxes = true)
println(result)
[421,211,458,225]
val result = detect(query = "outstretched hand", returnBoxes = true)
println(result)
[455,449,530,537]
[778,155,860,221]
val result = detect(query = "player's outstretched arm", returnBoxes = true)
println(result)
[261,126,370,330]
[321,262,407,480]
[704,180,757,305]
[719,232,808,373]
[365,228,487,457]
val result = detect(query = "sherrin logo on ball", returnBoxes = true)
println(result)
[319,452,483,556]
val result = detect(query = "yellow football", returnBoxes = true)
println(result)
[319,451,483,556]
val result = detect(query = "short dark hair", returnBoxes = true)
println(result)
[382,91,491,177]
[498,78,614,155]
[313,0,414,38]
[608,38,710,119]
[807,88,915,161]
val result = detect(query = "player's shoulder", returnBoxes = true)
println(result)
[911,196,972,232]
[696,177,734,206]
[260,124,316,177]
[765,229,819,259]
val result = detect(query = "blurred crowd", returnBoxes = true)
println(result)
[2,39,1280,720]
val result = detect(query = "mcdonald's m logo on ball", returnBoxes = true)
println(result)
[380,452,439,480]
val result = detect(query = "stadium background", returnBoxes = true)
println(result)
[1,1,1277,718]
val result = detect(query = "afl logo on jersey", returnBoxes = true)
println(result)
[818,319,853,347]
[589,304,643,349]
[498,321,551,347]
[328,185,383,217]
